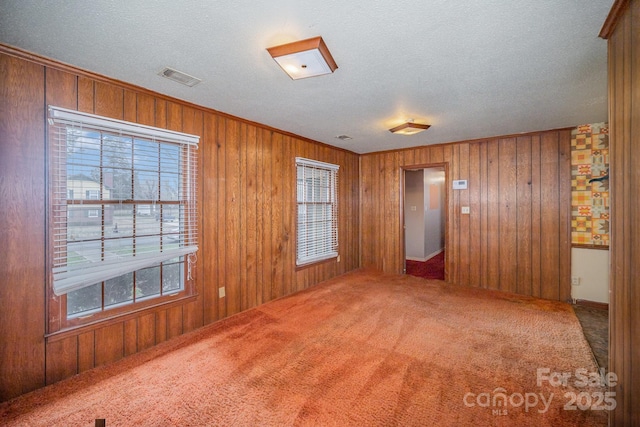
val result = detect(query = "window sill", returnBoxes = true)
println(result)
[295,255,338,271]
[46,293,199,343]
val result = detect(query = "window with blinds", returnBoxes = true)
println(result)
[296,157,339,266]
[48,106,199,320]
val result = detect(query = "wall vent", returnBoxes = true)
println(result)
[158,67,202,87]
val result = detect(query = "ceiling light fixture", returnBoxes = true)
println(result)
[389,120,431,135]
[267,36,338,80]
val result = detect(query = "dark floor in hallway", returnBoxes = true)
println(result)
[573,305,608,371]
[405,252,445,280]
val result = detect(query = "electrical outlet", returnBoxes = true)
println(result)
[571,277,580,286]
[219,287,226,298]
[461,206,470,214]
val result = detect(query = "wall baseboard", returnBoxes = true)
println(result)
[406,248,444,263]
[573,299,609,311]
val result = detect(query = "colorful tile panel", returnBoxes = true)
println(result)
[571,123,609,246]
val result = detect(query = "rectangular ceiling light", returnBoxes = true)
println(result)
[389,122,431,135]
[267,36,338,80]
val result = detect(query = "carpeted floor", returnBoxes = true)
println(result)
[0,269,607,426]
[406,251,445,280]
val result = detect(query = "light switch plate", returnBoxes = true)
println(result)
[219,287,226,298]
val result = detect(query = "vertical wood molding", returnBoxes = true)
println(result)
[0,55,46,401]
[604,0,640,424]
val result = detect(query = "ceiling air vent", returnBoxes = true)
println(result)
[335,135,353,141]
[158,67,202,87]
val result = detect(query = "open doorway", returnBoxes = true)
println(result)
[403,165,446,280]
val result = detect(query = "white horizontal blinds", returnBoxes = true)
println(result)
[49,106,199,296]
[295,157,339,265]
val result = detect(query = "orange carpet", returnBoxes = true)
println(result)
[0,269,607,426]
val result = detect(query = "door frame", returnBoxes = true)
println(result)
[400,162,449,281]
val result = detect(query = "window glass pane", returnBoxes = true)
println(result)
[67,283,101,317]
[158,204,179,224]
[162,261,183,293]
[103,167,132,200]
[136,236,161,256]
[105,272,134,307]
[66,173,101,200]
[67,130,100,175]
[135,171,159,201]
[160,144,180,173]
[110,205,134,237]
[136,266,161,299]
[67,234,101,268]
[160,172,180,201]
[136,214,160,241]
[104,237,134,258]
[133,139,159,171]
[103,135,132,165]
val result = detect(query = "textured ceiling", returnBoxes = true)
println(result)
[0,0,613,154]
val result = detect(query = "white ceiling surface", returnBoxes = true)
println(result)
[0,1,613,154]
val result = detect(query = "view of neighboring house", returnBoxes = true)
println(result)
[66,174,113,226]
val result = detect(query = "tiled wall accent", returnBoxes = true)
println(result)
[571,123,609,246]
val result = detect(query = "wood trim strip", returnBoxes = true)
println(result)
[362,127,575,157]
[45,294,199,343]
[574,299,609,311]
[599,0,631,39]
[572,244,610,250]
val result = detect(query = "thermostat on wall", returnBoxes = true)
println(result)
[453,180,468,190]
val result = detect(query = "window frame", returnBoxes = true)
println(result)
[295,157,339,267]
[47,106,199,334]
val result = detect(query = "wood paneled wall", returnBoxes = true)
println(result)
[360,130,572,301]
[601,0,640,424]
[0,46,359,402]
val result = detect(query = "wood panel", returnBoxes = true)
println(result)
[124,319,137,356]
[94,323,124,367]
[137,313,156,351]
[224,118,241,315]
[468,142,482,286]
[0,55,46,401]
[166,306,183,339]
[530,135,543,298]
[216,116,228,319]
[77,331,95,373]
[77,76,94,113]
[94,81,123,119]
[540,133,561,301]
[498,139,517,294]
[45,336,77,384]
[202,112,219,324]
[602,1,640,424]
[360,129,572,302]
[458,143,470,287]
[516,136,533,296]
[0,44,360,402]
[486,140,501,290]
